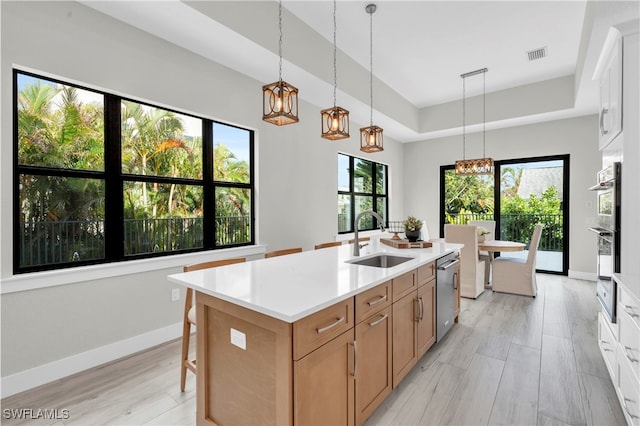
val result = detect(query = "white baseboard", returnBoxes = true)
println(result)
[0,322,182,399]
[568,270,597,281]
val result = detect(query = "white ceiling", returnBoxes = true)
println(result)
[82,1,639,142]
[285,1,585,107]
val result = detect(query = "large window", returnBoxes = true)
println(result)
[338,153,388,233]
[14,70,254,273]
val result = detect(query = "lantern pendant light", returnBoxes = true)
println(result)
[262,0,299,126]
[321,0,350,140]
[455,68,494,175]
[360,3,383,153]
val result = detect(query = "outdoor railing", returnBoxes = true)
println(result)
[446,213,563,252]
[19,216,250,268]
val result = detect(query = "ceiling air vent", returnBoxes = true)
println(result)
[527,47,547,61]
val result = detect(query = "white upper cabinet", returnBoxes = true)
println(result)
[596,29,623,150]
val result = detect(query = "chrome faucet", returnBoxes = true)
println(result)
[353,210,386,256]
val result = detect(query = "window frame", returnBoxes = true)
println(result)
[337,153,389,234]
[13,69,255,274]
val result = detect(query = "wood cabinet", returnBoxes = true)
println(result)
[392,289,418,388]
[598,30,623,150]
[294,328,355,426]
[417,280,436,358]
[354,305,392,425]
[193,257,454,426]
[391,263,436,388]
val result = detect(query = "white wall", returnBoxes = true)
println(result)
[0,1,404,394]
[403,115,601,277]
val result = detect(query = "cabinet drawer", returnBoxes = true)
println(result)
[293,298,354,360]
[598,312,617,380]
[618,304,640,381]
[355,281,392,324]
[417,262,435,287]
[392,270,416,301]
[617,349,640,426]
[619,284,640,330]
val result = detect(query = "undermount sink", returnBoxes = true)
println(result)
[347,254,414,268]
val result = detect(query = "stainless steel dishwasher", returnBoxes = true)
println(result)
[436,252,460,341]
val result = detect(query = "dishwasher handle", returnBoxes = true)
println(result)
[438,258,460,270]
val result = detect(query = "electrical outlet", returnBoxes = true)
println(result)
[230,328,246,350]
[171,288,180,302]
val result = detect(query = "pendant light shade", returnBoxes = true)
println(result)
[360,3,383,153]
[360,125,383,153]
[321,0,350,140]
[321,106,350,140]
[455,68,494,175]
[262,0,299,126]
[263,80,298,125]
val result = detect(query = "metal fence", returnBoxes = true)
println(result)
[19,216,251,268]
[446,213,563,252]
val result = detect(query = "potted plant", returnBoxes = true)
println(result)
[476,226,490,242]
[403,216,422,242]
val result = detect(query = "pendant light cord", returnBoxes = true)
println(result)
[333,0,337,107]
[369,8,373,126]
[482,70,486,157]
[278,0,283,82]
[462,77,466,160]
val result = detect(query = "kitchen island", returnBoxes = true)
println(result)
[168,242,462,426]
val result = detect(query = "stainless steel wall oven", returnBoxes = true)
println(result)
[589,162,621,323]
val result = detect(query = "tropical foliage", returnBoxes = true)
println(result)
[444,167,563,251]
[17,73,252,269]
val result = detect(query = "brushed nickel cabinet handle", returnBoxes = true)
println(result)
[368,314,388,328]
[316,316,345,334]
[600,107,609,135]
[367,294,387,307]
[453,272,458,290]
[623,305,639,318]
[624,346,639,363]
[622,398,639,419]
[351,341,358,377]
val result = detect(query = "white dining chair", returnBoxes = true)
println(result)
[444,224,485,299]
[469,220,496,285]
[492,224,543,297]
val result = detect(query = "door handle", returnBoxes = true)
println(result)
[419,297,424,321]
[453,272,458,290]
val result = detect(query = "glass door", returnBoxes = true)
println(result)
[496,155,569,274]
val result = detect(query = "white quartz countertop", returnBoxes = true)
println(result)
[168,242,462,323]
[614,272,640,302]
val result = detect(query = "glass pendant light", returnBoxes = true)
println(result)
[321,0,350,140]
[262,0,299,126]
[455,68,494,175]
[360,3,383,153]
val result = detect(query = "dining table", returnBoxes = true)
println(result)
[478,239,526,288]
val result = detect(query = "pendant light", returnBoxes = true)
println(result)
[455,68,494,175]
[360,3,383,153]
[262,0,299,126]
[321,0,350,140]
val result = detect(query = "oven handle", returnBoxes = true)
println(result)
[588,227,613,237]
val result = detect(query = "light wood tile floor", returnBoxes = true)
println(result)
[1,275,626,426]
